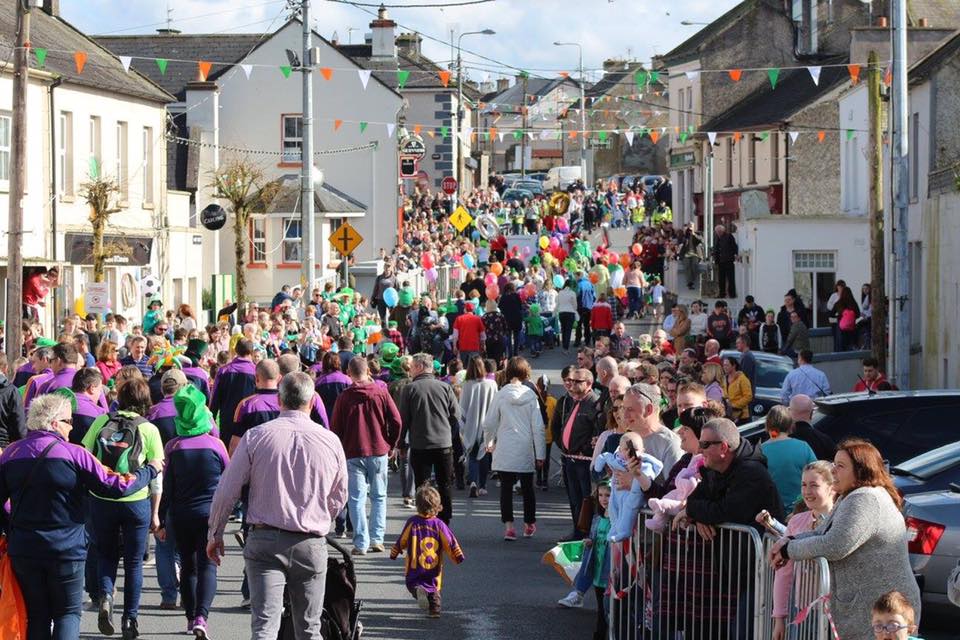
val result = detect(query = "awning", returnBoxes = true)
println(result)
[64,233,154,266]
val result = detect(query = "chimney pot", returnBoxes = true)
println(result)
[42,0,59,16]
[877,16,888,27]
[918,18,930,27]
[497,77,510,93]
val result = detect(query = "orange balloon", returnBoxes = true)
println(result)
[620,253,631,267]
[490,262,503,276]
[615,287,627,297]
[632,243,642,256]
[589,272,600,284]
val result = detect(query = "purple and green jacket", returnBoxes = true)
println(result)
[22,369,54,409]
[233,389,329,442]
[209,358,257,444]
[71,393,108,445]
[158,432,229,528]
[147,396,219,445]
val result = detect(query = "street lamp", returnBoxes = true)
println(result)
[554,41,586,186]
[680,20,710,25]
[455,29,495,207]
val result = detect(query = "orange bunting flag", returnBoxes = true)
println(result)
[74,51,87,74]
[559,71,569,78]
[847,64,861,85]
[649,130,660,144]
[569,131,578,140]
[427,131,435,138]
[733,132,742,143]
[884,66,892,86]
[198,61,212,81]
[334,119,343,131]
[320,67,333,81]
[438,70,451,87]
[674,126,680,134]
[817,130,826,143]
[489,127,498,138]
[728,69,743,82]
[414,124,422,135]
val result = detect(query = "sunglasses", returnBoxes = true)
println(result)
[569,378,591,384]
[58,417,73,425]
[699,439,724,450]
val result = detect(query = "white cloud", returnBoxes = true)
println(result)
[63,0,740,79]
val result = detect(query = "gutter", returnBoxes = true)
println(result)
[48,76,64,321]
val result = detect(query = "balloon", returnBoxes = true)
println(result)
[557,218,569,233]
[421,252,434,269]
[74,297,85,316]
[383,287,399,308]
[485,273,497,286]
[524,283,537,298]
[539,236,549,249]
[366,331,382,345]
[610,268,625,290]
[490,262,503,276]
[552,274,565,288]
[462,253,475,269]
[632,243,642,256]
[615,287,627,297]
[425,267,438,283]
[589,272,600,284]
[485,284,500,300]
[522,246,532,257]
[471,229,481,241]
[608,251,618,265]
[549,237,561,250]
[620,253,632,267]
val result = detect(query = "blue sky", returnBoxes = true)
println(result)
[63,0,741,82]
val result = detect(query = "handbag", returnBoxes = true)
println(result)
[0,438,60,640]
[576,497,595,534]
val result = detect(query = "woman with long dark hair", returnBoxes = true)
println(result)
[769,438,921,640]
[835,286,861,352]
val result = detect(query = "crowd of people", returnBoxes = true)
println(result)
[0,172,926,640]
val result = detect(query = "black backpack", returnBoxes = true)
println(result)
[94,412,146,474]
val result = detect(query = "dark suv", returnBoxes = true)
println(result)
[739,391,960,465]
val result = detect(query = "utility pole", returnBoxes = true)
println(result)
[300,0,316,292]
[6,0,30,362]
[867,51,887,370]
[520,73,528,177]
[890,0,910,388]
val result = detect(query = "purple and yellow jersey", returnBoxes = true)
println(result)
[390,514,464,593]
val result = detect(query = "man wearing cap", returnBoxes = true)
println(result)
[21,345,55,409]
[15,338,55,386]
[70,367,108,445]
[210,339,257,451]
[452,302,486,367]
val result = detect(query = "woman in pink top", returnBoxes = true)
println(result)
[757,460,836,640]
[623,263,646,319]
[95,340,122,383]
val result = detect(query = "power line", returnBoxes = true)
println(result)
[93,0,288,35]
[325,0,493,6]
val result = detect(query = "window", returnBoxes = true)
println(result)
[0,113,10,185]
[282,115,303,163]
[747,133,757,184]
[724,138,733,187]
[678,88,687,132]
[793,251,836,328]
[58,111,74,196]
[250,217,267,264]
[142,127,154,205]
[910,112,919,201]
[282,217,302,263]
[770,132,780,182]
[88,116,101,179]
[115,121,128,200]
[685,87,693,130]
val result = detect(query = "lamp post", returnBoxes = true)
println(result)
[455,29,495,208]
[554,41,586,185]
[680,20,710,26]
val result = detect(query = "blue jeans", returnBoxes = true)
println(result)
[90,497,151,619]
[347,455,388,551]
[12,556,84,640]
[467,451,492,489]
[173,515,217,619]
[528,334,542,354]
[155,521,180,604]
[627,286,643,315]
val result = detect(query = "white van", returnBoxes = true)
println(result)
[544,165,583,191]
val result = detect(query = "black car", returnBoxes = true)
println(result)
[891,440,960,496]
[720,349,794,418]
[739,391,960,466]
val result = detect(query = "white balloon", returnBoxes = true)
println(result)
[609,269,625,290]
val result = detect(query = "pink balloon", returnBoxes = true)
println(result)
[549,237,561,250]
[608,251,619,264]
[485,273,497,286]
[485,284,500,300]
[425,267,438,283]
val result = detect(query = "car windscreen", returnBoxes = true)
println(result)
[891,440,960,479]
[756,359,794,388]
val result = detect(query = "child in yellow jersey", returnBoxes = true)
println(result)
[390,484,464,618]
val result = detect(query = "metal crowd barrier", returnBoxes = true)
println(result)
[607,511,832,640]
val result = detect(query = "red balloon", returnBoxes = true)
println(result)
[608,251,619,264]
[631,243,642,256]
[589,272,600,284]
[485,284,500,300]
[421,252,434,269]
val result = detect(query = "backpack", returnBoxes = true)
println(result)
[94,412,146,474]
[839,308,856,332]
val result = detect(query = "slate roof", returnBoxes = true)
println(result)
[701,59,849,131]
[480,76,582,115]
[907,0,960,27]
[336,42,480,100]
[259,174,365,214]
[0,5,172,103]
[909,30,960,84]
[661,0,771,65]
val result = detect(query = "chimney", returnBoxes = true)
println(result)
[602,58,627,72]
[877,16,888,27]
[157,28,182,35]
[369,4,397,60]
[396,32,422,58]
[497,77,510,93]
[918,17,930,27]
[42,0,59,16]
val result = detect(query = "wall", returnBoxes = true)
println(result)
[404,89,454,190]
[162,189,203,315]
[787,99,844,216]
[918,190,960,388]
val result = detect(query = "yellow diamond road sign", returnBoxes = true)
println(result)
[329,222,363,256]
[450,205,473,232]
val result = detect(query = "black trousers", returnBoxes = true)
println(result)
[559,312,576,350]
[497,471,536,524]
[717,261,737,297]
[575,308,592,346]
[411,447,455,524]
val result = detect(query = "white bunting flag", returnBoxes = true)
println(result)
[624,131,635,146]
[789,131,800,144]
[660,127,667,134]
[386,123,395,138]
[808,66,821,86]
[119,56,132,73]
[240,64,253,80]
[539,129,551,140]
[464,126,473,138]
[685,71,700,81]
[358,69,372,90]
[526,131,535,140]
[707,132,718,145]
[497,132,504,142]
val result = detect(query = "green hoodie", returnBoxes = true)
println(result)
[525,303,544,336]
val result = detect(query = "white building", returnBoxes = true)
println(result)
[0,1,201,334]
[99,18,403,303]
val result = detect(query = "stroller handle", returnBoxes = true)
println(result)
[325,535,356,565]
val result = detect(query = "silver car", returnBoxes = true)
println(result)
[904,485,960,617]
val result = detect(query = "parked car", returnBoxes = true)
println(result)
[501,188,533,205]
[508,179,544,196]
[526,172,548,183]
[891,441,960,496]
[737,391,960,466]
[639,174,663,195]
[544,165,582,191]
[903,485,960,616]
[720,349,794,418]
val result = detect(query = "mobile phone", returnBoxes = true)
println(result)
[625,438,640,460]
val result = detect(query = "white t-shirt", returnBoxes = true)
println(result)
[689,312,708,336]
[540,289,558,313]
[650,284,665,304]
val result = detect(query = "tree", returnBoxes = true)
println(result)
[210,156,278,306]
[81,175,126,283]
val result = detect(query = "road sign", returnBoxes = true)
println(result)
[399,155,418,178]
[84,282,110,314]
[399,135,426,159]
[441,176,458,195]
[329,221,363,256]
[449,205,473,232]
[200,204,227,231]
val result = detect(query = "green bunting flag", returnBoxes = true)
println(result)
[518,71,529,79]
[650,71,660,84]
[88,156,100,179]
[397,70,410,88]
[634,70,647,87]
[156,58,168,75]
[846,129,855,141]
[679,132,689,144]
[359,121,368,133]
[513,130,522,140]
[759,132,770,141]
[34,47,47,67]
[767,68,780,90]
[280,65,292,78]
[441,125,449,138]
[598,131,608,142]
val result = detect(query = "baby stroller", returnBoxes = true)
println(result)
[277,536,363,639]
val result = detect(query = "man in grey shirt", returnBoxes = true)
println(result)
[622,383,682,487]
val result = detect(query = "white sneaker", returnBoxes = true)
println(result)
[558,591,584,608]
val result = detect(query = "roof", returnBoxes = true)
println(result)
[907,0,960,27]
[563,63,659,110]
[0,6,172,103]
[701,59,849,131]
[336,42,481,100]
[481,76,582,113]
[662,0,768,65]
[258,174,365,214]
[909,29,960,84]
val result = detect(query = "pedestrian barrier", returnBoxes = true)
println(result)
[607,511,832,640]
